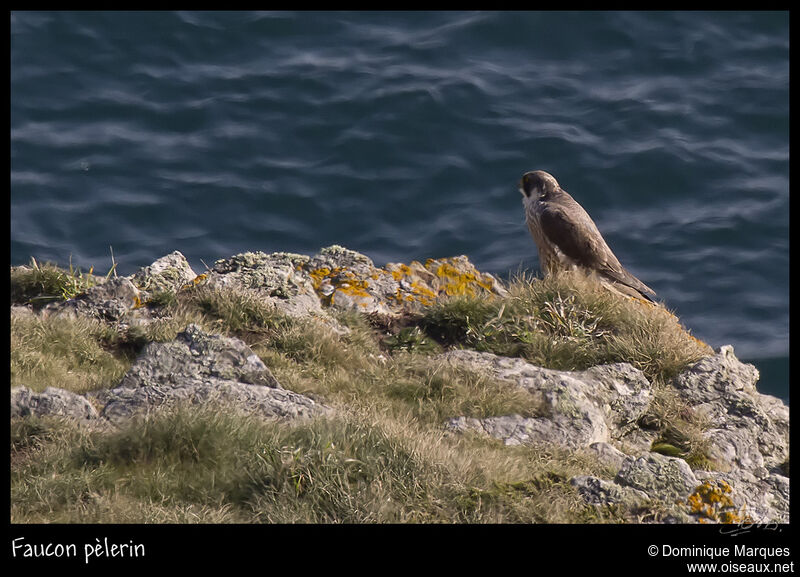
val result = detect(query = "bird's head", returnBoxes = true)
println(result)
[519,170,560,201]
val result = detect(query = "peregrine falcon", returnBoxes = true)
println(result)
[520,170,656,303]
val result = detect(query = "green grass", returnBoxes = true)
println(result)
[420,270,711,385]
[10,408,620,523]
[11,256,114,309]
[11,313,132,394]
[10,264,713,523]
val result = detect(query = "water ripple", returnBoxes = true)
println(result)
[10,11,789,399]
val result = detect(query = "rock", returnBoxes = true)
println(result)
[672,345,789,475]
[692,471,789,524]
[204,251,322,316]
[202,245,507,322]
[441,346,789,523]
[130,250,198,296]
[117,323,280,389]
[306,246,397,315]
[570,475,649,508]
[44,277,141,321]
[11,386,99,421]
[202,250,349,335]
[587,442,629,474]
[615,453,699,503]
[446,412,606,449]
[440,350,653,450]
[10,325,330,427]
[37,252,196,324]
[302,246,507,316]
[671,345,789,522]
[22,247,508,327]
[91,324,329,424]
[96,379,326,424]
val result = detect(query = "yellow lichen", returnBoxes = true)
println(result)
[308,267,332,290]
[309,266,373,303]
[407,281,436,306]
[179,273,209,291]
[686,480,752,524]
[334,279,371,299]
[433,260,495,297]
[390,263,413,281]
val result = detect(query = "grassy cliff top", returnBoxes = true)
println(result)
[11,255,716,523]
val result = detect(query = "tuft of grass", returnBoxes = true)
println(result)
[11,313,131,394]
[639,385,716,470]
[420,270,711,385]
[384,357,544,423]
[175,285,287,336]
[11,256,115,309]
[382,326,441,354]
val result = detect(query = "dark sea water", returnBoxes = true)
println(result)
[10,11,789,402]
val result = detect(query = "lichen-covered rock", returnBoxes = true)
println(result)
[91,324,329,424]
[615,453,700,504]
[117,323,280,389]
[34,246,508,325]
[672,345,789,475]
[44,277,141,321]
[202,245,508,319]
[306,246,396,315]
[11,386,99,421]
[304,246,508,315]
[442,346,789,524]
[440,350,653,450]
[570,475,649,508]
[687,473,788,524]
[204,251,324,317]
[420,255,507,299]
[586,442,629,474]
[668,346,789,523]
[130,250,198,296]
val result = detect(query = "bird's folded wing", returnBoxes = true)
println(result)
[539,204,656,299]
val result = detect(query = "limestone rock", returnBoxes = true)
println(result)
[672,345,789,474]
[204,251,323,317]
[130,250,198,296]
[570,475,649,508]
[38,251,196,323]
[116,323,280,389]
[614,453,699,503]
[92,324,329,424]
[440,350,653,450]
[44,277,141,321]
[96,379,325,424]
[304,246,508,316]
[11,386,99,421]
[587,442,629,474]
[442,346,789,523]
